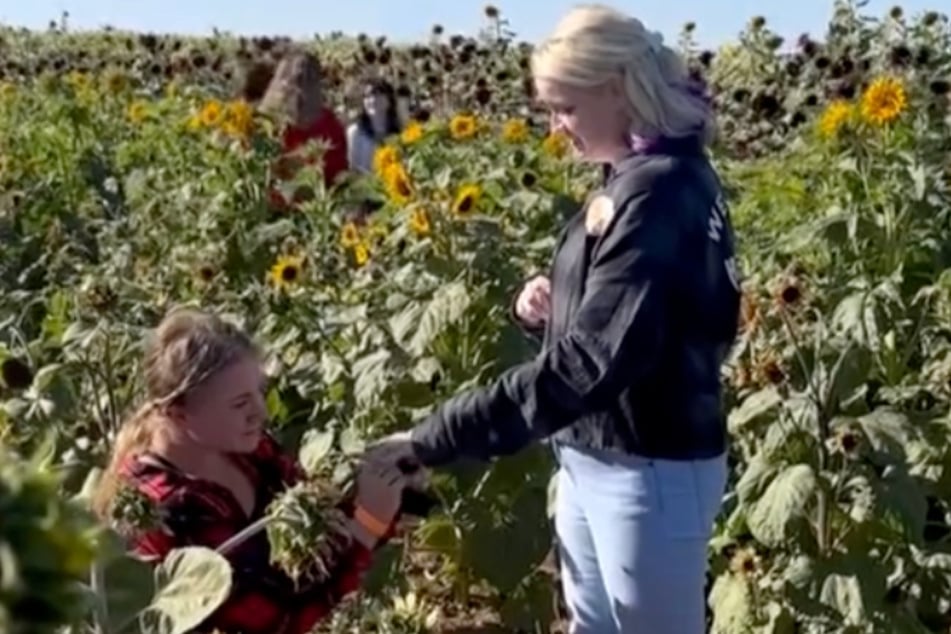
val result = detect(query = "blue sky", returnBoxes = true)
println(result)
[0,1,941,46]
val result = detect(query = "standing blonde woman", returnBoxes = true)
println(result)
[259,50,348,206]
[366,5,741,633]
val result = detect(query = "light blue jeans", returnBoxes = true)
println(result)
[553,443,728,634]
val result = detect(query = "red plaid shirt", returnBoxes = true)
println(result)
[118,434,382,634]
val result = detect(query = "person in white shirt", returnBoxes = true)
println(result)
[346,79,403,173]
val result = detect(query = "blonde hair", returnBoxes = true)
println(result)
[92,308,257,518]
[258,49,324,128]
[531,3,715,144]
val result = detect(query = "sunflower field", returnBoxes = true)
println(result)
[1,1,951,633]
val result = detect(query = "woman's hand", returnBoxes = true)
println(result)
[515,275,551,327]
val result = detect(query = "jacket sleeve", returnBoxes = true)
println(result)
[409,179,681,467]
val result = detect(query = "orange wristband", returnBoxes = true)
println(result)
[353,505,389,540]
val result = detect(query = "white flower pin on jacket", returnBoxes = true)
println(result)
[585,194,616,237]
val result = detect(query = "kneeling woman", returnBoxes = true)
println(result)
[93,308,412,634]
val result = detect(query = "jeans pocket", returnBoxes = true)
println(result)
[653,459,707,540]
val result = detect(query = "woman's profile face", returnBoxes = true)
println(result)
[168,354,268,454]
[535,75,629,164]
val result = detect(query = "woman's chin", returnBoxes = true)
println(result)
[235,430,262,453]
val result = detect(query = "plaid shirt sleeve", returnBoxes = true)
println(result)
[123,436,391,634]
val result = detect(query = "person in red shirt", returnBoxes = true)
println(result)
[259,49,349,208]
[92,308,419,634]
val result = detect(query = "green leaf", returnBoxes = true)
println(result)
[819,573,865,625]
[416,516,460,560]
[735,455,779,505]
[387,301,423,350]
[747,464,817,548]
[408,281,471,356]
[463,499,550,594]
[877,464,927,543]
[351,349,391,407]
[298,429,334,476]
[498,571,555,632]
[140,547,232,634]
[338,426,365,455]
[728,387,782,433]
[98,554,155,632]
[391,379,433,408]
[856,408,917,462]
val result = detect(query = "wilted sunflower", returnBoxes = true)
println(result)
[195,262,217,284]
[372,144,400,177]
[833,425,861,456]
[269,254,304,290]
[753,353,786,386]
[400,120,423,144]
[452,184,482,216]
[199,99,225,127]
[729,546,761,577]
[817,100,853,138]
[409,207,431,236]
[383,162,414,205]
[860,77,906,126]
[501,118,529,143]
[449,113,478,140]
[773,275,804,308]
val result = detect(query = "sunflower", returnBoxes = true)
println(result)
[269,254,304,290]
[817,100,853,138]
[353,243,370,267]
[449,113,478,140]
[340,221,361,248]
[409,207,431,236]
[127,100,149,124]
[66,70,90,91]
[199,99,225,127]
[542,131,571,158]
[195,262,217,284]
[501,118,529,143]
[400,121,424,144]
[222,100,254,139]
[860,77,906,126]
[452,184,482,216]
[729,546,761,577]
[383,162,414,205]
[373,144,400,177]
[103,69,129,95]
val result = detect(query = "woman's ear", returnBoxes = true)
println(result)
[163,402,189,427]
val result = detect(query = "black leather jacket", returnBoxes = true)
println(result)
[409,135,741,466]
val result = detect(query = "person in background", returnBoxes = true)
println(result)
[346,79,403,174]
[259,49,349,207]
[364,4,740,634]
[93,308,418,634]
[237,59,276,105]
